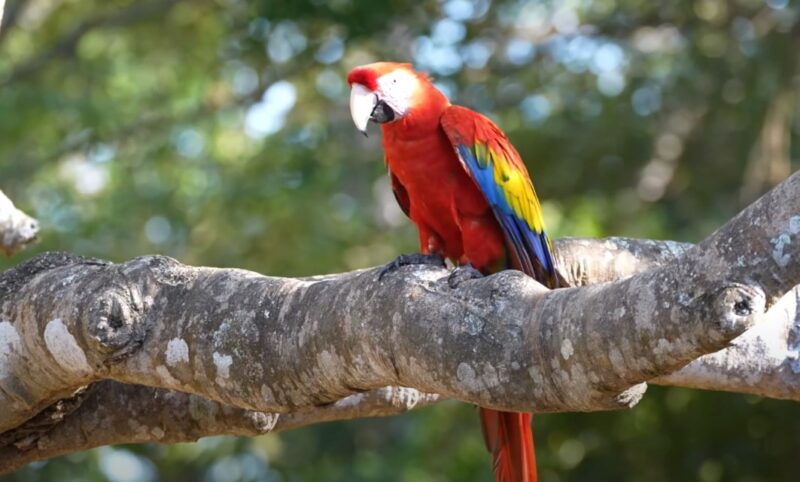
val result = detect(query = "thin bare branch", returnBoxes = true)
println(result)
[0,190,38,256]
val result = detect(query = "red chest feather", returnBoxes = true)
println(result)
[382,126,506,270]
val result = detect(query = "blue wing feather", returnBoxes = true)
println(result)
[447,110,557,287]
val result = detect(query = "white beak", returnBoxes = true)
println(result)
[349,83,377,136]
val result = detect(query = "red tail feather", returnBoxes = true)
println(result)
[479,408,537,482]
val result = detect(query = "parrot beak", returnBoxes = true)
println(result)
[349,83,377,137]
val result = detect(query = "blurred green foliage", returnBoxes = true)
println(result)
[2,0,800,480]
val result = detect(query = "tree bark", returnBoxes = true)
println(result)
[2,171,800,472]
[0,382,441,474]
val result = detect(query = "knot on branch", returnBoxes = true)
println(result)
[704,282,766,343]
[84,286,147,362]
[81,256,190,363]
[79,258,171,363]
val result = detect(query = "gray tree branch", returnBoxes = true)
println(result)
[654,289,800,399]
[0,190,39,256]
[0,381,440,474]
[557,237,800,402]
[2,238,799,473]
[2,171,800,472]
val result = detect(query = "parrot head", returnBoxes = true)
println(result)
[347,62,448,135]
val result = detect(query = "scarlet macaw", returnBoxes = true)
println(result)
[347,62,558,482]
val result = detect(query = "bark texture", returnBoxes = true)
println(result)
[0,381,439,474]
[1,171,800,472]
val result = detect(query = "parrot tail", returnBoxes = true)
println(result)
[479,408,537,482]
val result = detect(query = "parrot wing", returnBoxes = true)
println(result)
[389,169,411,218]
[441,105,557,287]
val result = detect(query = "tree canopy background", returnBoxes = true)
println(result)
[1,0,799,481]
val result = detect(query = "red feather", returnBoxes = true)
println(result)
[346,67,378,90]
[480,410,537,482]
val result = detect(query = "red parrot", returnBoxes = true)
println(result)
[347,62,558,482]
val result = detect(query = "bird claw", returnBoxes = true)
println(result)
[447,264,484,289]
[378,253,445,280]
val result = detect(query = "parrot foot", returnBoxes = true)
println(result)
[447,264,484,289]
[378,253,445,280]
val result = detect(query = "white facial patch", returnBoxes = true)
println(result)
[377,69,419,119]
